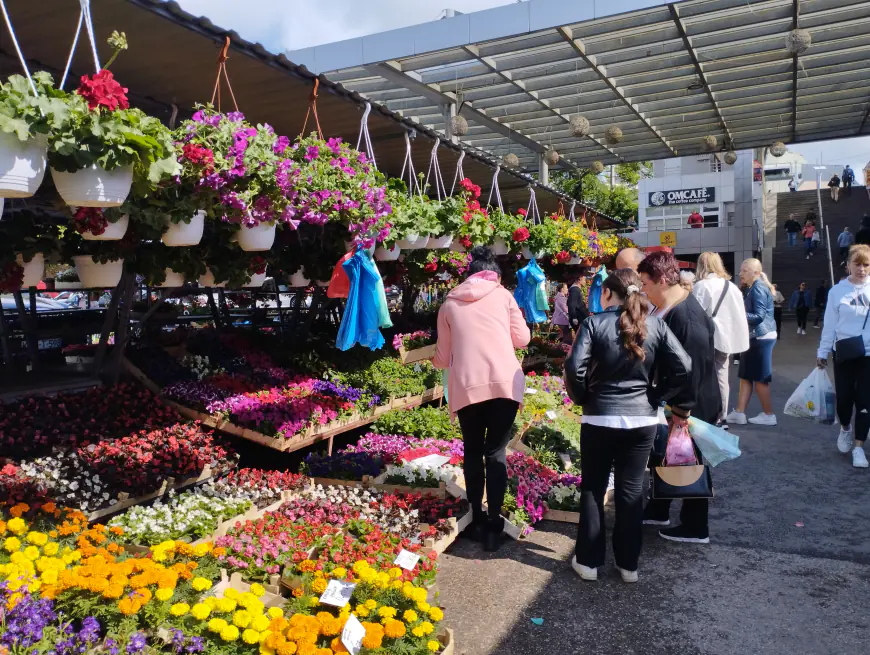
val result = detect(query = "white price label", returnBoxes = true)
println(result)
[341,613,365,655]
[545,410,557,420]
[410,454,451,468]
[558,452,573,469]
[394,549,421,571]
[319,580,356,607]
[524,388,538,395]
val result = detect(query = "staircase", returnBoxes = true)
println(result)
[772,187,870,299]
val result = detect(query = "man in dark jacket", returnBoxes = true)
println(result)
[813,279,828,328]
[783,214,802,247]
[567,276,589,332]
[856,214,870,246]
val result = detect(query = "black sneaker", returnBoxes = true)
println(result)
[659,525,710,544]
[642,505,670,527]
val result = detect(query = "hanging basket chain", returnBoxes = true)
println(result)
[301,78,324,140]
[568,200,576,222]
[60,0,101,89]
[210,37,239,113]
[355,102,377,170]
[526,186,542,225]
[486,164,503,212]
[399,131,423,199]
[450,151,466,195]
[0,0,37,95]
[424,138,446,201]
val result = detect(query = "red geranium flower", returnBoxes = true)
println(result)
[181,143,215,169]
[459,236,473,249]
[512,227,530,243]
[517,208,527,217]
[423,262,438,273]
[76,69,130,111]
[72,207,109,236]
[556,251,571,264]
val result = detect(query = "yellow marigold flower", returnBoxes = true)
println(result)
[364,599,377,610]
[403,610,418,623]
[170,602,190,617]
[267,607,283,619]
[191,577,211,592]
[191,603,211,620]
[383,619,406,639]
[428,606,444,622]
[155,588,174,602]
[352,560,368,574]
[193,543,212,557]
[308,596,319,608]
[311,578,327,595]
[7,518,26,535]
[377,606,397,619]
[389,567,402,579]
[251,614,271,632]
[417,601,431,613]
[276,643,297,655]
[220,625,240,642]
[4,537,21,553]
[223,587,240,600]
[412,626,425,638]
[412,588,427,603]
[259,630,272,644]
[249,582,266,597]
[392,580,403,590]
[233,610,252,628]
[260,647,276,655]
[218,598,237,613]
[40,569,59,586]
[355,605,369,618]
[25,532,48,547]
[22,546,39,561]
[331,567,346,579]
[242,628,260,645]
[420,621,434,635]
[42,542,59,557]
[208,618,228,633]
[427,639,441,652]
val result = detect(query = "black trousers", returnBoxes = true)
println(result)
[575,423,656,572]
[796,307,809,330]
[814,306,824,327]
[457,397,520,525]
[774,307,782,338]
[834,356,870,443]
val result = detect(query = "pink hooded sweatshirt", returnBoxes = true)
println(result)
[433,271,531,414]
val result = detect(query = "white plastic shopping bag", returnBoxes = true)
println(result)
[784,368,835,424]
[688,417,741,467]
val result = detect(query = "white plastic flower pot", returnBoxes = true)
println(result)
[244,272,267,288]
[51,164,133,207]
[55,281,83,290]
[15,252,44,288]
[162,210,206,247]
[428,234,454,249]
[396,233,429,250]
[237,222,276,252]
[0,133,48,198]
[568,256,583,265]
[522,247,544,260]
[491,237,509,256]
[374,244,401,261]
[73,256,124,288]
[289,270,310,287]
[158,268,185,288]
[198,268,227,288]
[81,213,129,241]
[450,241,467,253]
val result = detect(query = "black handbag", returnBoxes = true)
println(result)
[652,465,714,500]
[835,308,870,363]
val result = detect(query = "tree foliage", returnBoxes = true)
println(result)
[550,161,651,225]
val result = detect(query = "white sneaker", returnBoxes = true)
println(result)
[571,556,597,581]
[797,327,802,334]
[837,427,853,454]
[725,411,747,425]
[852,447,869,468]
[748,413,777,426]
[614,563,638,583]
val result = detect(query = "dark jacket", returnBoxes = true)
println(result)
[789,290,812,310]
[660,294,721,425]
[857,227,870,246]
[744,279,776,339]
[784,219,802,233]
[567,285,589,328]
[829,176,840,188]
[814,285,828,308]
[564,309,693,417]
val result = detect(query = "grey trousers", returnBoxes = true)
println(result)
[715,349,730,423]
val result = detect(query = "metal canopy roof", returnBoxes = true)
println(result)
[289,0,870,173]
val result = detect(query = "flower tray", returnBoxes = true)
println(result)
[309,477,373,490]
[213,569,286,608]
[367,480,448,498]
[398,343,437,365]
[503,515,531,540]
[541,508,580,523]
[421,510,473,557]
[439,628,456,655]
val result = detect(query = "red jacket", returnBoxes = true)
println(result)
[688,212,704,228]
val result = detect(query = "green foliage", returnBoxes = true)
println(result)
[372,405,462,441]
[385,183,440,244]
[0,71,70,141]
[526,218,560,254]
[490,208,524,241]
[550,162,651,225]
[523,418,581,471]
[340,357,439,400]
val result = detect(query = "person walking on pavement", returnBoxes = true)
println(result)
[817,244,870,469]
[552,283,573,344]
[803,220,817,260]
[432,247,531,552]
[638,252,719,545]
[790,282,812,334]
[784,214,802,247]
[692,252,750,428]
[814,279,829,328]
[838,227,855,265]
[772,284,785,339]
[726,258,778,426]
[856,214,870,246]
[788,178,796,193]
[567,275,590,337]
[829,174,841,203]
[842,165,855,196]
[564,269,692,582]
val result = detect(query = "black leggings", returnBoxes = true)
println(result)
[575,424,656,572]
[834,356,870,443]
[796,307,809,330]
[457,397,520,525]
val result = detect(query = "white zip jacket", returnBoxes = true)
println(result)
[692,274,750,354]
[818,278,870,359]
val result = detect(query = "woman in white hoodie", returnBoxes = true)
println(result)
[692,252,750,427]
[817,244,870,468]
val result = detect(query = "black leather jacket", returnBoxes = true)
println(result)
[564,309,694,417]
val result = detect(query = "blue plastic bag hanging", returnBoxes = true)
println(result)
[688,417,741,467]
[587,265,608,314]
[514,259,547,324]
[336,249,386,351]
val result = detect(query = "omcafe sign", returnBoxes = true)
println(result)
[648,187,715,206]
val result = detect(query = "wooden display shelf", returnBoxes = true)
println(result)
[398,343,436,364]
[421,511,473,556]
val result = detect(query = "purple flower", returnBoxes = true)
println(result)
[304,145,320,161]
[227,111,245,122]
[273,135,291,155]
[126,632,147,655]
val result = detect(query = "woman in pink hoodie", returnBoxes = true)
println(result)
[433,247,531,551]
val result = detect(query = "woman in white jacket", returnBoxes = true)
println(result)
[817,244,870,468]
[692,252,750,427]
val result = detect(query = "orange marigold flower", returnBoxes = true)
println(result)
[109,526,124,536]
[212,547,226,557]
[291,587,304,598]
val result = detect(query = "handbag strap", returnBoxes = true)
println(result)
[711,280,729,318]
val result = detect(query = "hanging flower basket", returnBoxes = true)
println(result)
[0,133,48,198]
[244,272,268,288]
[374,244,401,261]
[503,153,520,168]
[428,234,454,249]
[51,163,134,208]
[289,269,310,287]
[80,212,129,241]
[15,252,44,288]
[491,237,509,256]
[396,233,429,249]
[162,210,206,247]
[198,268,227,288]
[73,255,124,288]
[157,268,185,288]
[522,247,544,260]
[237,222,276,252]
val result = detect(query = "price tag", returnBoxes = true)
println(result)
[319,580,356,607]
[394,549,421,571]
[545,410,557,420]
[341,613,365,655]
[410,454,451,468]
[558,452,572,469]
[524,388,538,395]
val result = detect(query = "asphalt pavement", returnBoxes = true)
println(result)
[437,324,870,655]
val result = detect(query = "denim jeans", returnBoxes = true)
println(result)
[788,232,797,247]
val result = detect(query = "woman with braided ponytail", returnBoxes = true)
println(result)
[564,269,693,583]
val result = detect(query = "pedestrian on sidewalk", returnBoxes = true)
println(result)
[552,283,572,344]
[790,282,812,334]
[433,247,531,552]
[772,284,785,339]
[727,258,778,426]
[842,165,854,196]
[564,268,692,582]
[692,252,750,427]
[838,227,855,264]
[784,214,802,247]
[638,252,719,544]
[788,178,796,192]
[817,244,870,469]
[803,221,816,259]
[814,279,829,328]
[567,275,590,335]
[829,174,841,203]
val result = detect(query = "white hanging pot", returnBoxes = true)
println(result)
[51,164,133,207]
[568,256,583,265]
[0,133,48,198]
[374,244,401,261]
[198,268,227,288]
[316,279,331,287]
[163,210,206,247]
[396,233,429,250]
[428,234,453,249]
[491,237,509,256]
[81,213,129,241]
[158,268,185,288]
[289,270,310,287]
[73,256,124,288]
[244,272,267,288]
[237,222,276,252]
[15,252,44,288]
[522,247,544,260]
